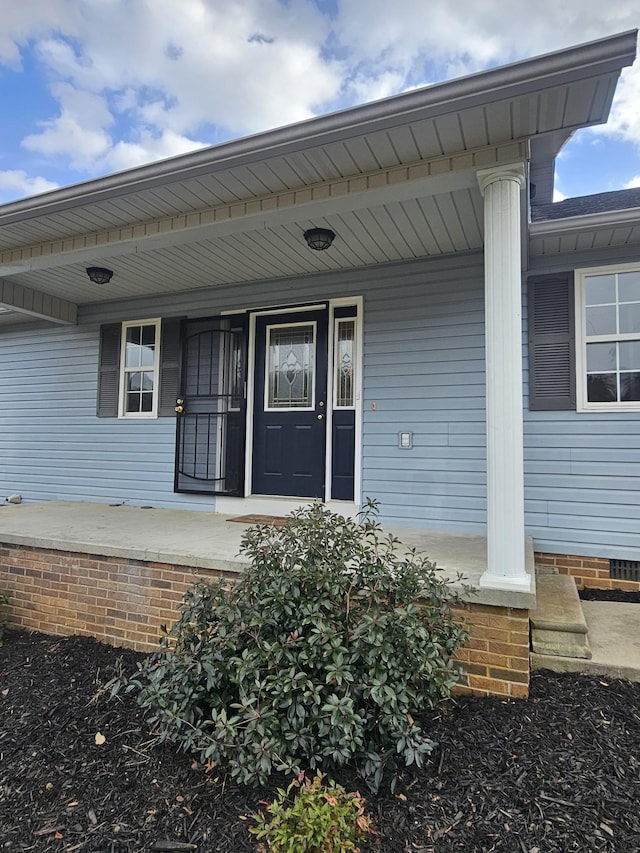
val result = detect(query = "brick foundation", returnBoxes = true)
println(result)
[535,551,640,592]
[452,603,530,698]
[1,542,531,699]
[0,543,234,650]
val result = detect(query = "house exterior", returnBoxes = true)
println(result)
[1,29,639,618]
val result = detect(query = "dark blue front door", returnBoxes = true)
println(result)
[252,309,328,498]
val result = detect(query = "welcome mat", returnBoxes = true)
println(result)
[227,514,288,526]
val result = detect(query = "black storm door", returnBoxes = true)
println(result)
[175,317,246,495]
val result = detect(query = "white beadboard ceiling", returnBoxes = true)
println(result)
[0,30,636,325]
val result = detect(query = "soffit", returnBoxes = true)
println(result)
[530,208,640,257]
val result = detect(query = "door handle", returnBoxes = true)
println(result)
[175,405,184,413]
[317,414,324,420]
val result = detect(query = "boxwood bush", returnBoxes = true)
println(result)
[127,501,469,790]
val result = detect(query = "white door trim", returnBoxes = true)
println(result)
[240,297,362,506]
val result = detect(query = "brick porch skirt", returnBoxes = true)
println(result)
[535,552,640,592]
[0,542,529,699]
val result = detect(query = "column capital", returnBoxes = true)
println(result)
[477,162,527,196]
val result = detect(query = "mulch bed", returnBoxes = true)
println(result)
[1,630,639,852]
[579,587,640,603]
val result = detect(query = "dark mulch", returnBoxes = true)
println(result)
[579,587,640,603]
[1,631,640,853]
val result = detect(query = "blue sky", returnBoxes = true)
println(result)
[1,0,639,205]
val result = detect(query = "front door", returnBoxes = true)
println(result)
[252,309,328,498]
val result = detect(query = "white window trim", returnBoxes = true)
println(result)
[576,262,640,413]
[118,317,161,419]
[333,316,357,410]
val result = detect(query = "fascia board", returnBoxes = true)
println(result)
[530,208,640,235]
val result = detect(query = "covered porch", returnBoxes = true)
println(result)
[0,500,534,698]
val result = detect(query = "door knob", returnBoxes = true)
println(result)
[317,414,323,420]
[175,405,184,413]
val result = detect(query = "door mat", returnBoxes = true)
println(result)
[227,514,288,526]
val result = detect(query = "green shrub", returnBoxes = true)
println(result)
[250,771,374,852]
[0,592,8,646]
[127,500,469,790]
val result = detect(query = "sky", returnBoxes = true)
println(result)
[1,0,639,206]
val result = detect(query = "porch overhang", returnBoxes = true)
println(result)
[0,30,636,324]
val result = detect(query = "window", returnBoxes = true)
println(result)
[334,318,355,408]
[119,319,161,417]
[96,318,165,419]
[576,264,640,412]
[265,322,316,410]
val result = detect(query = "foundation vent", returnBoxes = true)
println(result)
[610,559,640,582]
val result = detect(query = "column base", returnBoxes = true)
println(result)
[480,570,533,593]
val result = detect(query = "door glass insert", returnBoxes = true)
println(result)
[335,319,355,408]
[266,323,316,409]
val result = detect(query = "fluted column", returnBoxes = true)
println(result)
[477,163,530,591]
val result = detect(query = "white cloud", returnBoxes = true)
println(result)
[108,130,209,172]
[0,170,59,202]
[553,188,567,202]
[600,61,640,147]
[22,83,113,169]
[333,0,640,87]
[625,175,640,189]
[1,0,639,190]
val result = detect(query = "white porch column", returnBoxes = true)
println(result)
[477,163,530,592]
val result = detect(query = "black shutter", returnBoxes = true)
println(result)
[528,272,576,411]
[158,318,182,417]
[96,324,121,417]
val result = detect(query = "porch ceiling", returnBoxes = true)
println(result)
[0,30,635,325]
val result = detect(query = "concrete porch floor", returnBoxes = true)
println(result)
[2,501,638,684]
[0,500,535,609]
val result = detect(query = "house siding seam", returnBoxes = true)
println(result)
[0,542,530,698]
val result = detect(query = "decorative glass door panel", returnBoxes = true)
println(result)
[266,323,316,410]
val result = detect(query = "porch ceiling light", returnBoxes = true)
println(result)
[303,228,335,251]
[86,266,114,285]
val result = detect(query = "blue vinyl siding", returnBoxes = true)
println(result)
[0,254,487,526]
[3,248,640,560]
[360,255,486,529]
[523,260,640,561]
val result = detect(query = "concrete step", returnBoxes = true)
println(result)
[530,574,591,660]
[531,601,640,682]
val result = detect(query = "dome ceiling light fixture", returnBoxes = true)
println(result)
[303,228,336,251]
[86,266,114,285]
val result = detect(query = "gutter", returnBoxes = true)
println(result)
[0,29,637,227]
[530,207,640,235]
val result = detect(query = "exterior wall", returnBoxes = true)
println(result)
[0,541,530,698]
[2,247,640,560]
[0,253,488,533]
[522,257,640,562]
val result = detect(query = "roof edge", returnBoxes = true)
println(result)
[530,207,640,235]
[1,29,637,225]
